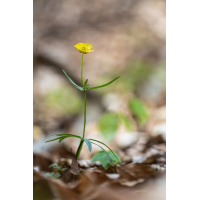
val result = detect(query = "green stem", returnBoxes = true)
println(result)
[75,91,87,160]
[75,139,84,160]
[83,91,87,138]
[75,53,87,160]
[81,53,84,86]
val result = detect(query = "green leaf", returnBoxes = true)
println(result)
[83,79,90,90]
[92,150,121,170]
[45,133,81,143]
[98,113,118,142]
[53,172,61,178]
[89,139,121,163]
[54,133,82,139]
[58,137,66,143]
[60,168,68,172]
[88,76,120,90]
[118,113,133,131]
[90,142,114,167]
[49,163,61,170]
[84,139,92,152]
[129,98,149,125]
[62,70,83,91]
[46,172,54,178]
[45,137,63,143]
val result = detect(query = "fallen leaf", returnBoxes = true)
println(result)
[70,149,81,175]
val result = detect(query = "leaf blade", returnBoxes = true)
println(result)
[62,70,83,91]
[45,137,63,143]
[53,172,61,178]
[84,139,92,152]
[89,139,121,163]
[92,150,121,169]
[98,113,118,142]
[54,133,82,139]
[88,76,120,90]
[90,142,114,166]
[45,134,81,143]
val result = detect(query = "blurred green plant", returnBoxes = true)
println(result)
[98,112,134,142]
[92,150,121,170]
[46,172,60,178]
[98,113,118,142]
[93,61,156,94]
[97,98,149,141]
[46,163,68,178]
[45,43,121,168]
[118,112,133,131]
[129,98,149,125]
[44,86,82,115]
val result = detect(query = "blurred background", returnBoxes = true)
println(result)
[33,0,165,199]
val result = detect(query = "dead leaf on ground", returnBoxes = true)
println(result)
[33,153,55,172]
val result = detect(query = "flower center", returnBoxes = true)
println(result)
[82,46,86,51]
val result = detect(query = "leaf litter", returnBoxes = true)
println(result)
[33,133,165,200]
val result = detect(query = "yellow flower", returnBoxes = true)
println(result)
[74,43,94,54]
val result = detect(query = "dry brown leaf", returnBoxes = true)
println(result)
[117,163,156,180]
[34,164,165,200]
[33,152,54,172]
[70,149,81,175]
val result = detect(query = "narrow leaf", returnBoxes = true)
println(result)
[45,137,63,143]
[62,70,83,91]
[84,79,88,86]
[90,142,114,166]
[45,134,81,143]
[88,76,120,90]
[59,137,66,143]
[89,139,121,163]
[84,139,92,152]
[54,133,82,139]
[83,79,89,90]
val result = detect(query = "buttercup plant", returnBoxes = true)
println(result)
[46,43,121,166]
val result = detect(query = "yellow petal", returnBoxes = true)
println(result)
[74,43,94,54]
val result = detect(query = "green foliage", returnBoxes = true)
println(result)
[46,172,61,178]
[49,163,68,172]
[129,98,149,125]
[84,139,92,152]
[88,76,120,90]
[63,69,120,92]
[92,150,121,170]
[46,164,67,178]
[98,113,118,142]
[44,86,82,115]
[83,79,90,90]
[45,133,81,143]
[62,70,83,91]
[45,48,121,164]
[118,113,134,131]
[91,142,114,166]
[89,139,121,163]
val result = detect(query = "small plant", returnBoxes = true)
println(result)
[46,163,68,178]
[92,150,121,170]
[46,43,121,167]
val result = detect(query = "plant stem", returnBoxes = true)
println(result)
[75,53,87,160]
[75,139,84,160]
[82,91,87,139]
[81,53,84,86]
[75,91,87,160]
